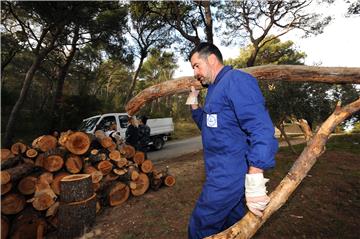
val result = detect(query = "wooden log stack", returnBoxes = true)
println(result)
[0,130,175,239]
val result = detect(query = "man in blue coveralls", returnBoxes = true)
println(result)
[186,42,278,239]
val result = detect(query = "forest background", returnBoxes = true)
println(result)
[1,0,359,147]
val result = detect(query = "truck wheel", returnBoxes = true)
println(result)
[153,137,164,150]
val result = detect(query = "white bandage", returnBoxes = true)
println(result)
[245,173,270,216]
[185,86,199,105]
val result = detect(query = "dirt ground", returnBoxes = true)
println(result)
[85,137,359,239]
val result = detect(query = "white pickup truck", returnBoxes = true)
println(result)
[79,113,174,150]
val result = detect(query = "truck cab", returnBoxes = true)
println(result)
[79,113,174,150]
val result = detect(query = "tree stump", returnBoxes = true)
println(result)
[60,174,93,203]
[58,193,96,239]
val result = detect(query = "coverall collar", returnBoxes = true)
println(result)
[213,65,233,85]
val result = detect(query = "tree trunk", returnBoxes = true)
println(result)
[60,174,93,203]
[50,26,80,130]
[125,54,146,104]
[58,193,96,239]
[278,123,297,154]
[3,25,63,147]
[297,119,314,141]
[125,66,360,115]
[205,99,360,239]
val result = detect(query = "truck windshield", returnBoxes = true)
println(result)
[79,117,100,132]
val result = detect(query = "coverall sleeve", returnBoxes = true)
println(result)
[228,73,278,170]
[191,107,203,130]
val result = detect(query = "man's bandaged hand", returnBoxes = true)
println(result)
[245,173,270,217]
[186,86,199,105]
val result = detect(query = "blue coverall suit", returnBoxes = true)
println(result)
[188,66,278,239]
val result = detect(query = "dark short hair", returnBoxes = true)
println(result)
[188,42,223,63]
[140,116,148,124]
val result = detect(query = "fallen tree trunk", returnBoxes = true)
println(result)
[205,98,360,239]
[125,65,360,115]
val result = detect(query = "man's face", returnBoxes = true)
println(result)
[190,52,213,87]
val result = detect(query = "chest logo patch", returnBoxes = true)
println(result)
[207,114,218,128]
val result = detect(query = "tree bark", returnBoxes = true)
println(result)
[3,25,64,147]
[125,65,360,115]
[205,98,360,239]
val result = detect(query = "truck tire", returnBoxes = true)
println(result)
[153,137,164,150]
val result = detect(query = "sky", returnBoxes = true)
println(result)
[173,1,360,78]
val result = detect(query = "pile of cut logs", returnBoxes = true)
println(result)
[1,130,175,239]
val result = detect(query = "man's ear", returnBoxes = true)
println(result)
[207,54,217,66]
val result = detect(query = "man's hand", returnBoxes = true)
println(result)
[186,86,199,106]
[245,173,270,217]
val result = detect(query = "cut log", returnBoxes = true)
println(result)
[1,155,22,170]
[51,172,70,195]
[1,148,13,162]
[108,182,130,206]
[17,176,37,195]
[141,159,153,173]
[120,144,135,158]
[107,142,117,151]
[60,174,93,203]
[104,172,120,182]
[11,142,27,155]
[125,66,360,115]
[164,175,176,187]
[92,182,101,192]
[94,130,113,148]
[109,150,121,161]
[58,193,96,239]
[46,201,60,217]
[32,135,58,152]
[1,215,9,239]
[1,193,26,215]
[43,154,64,172]
[31,178,57,211]
[113,168,127,176]
[96,201,101,214]
[96,160,113,175]
[83,165,103,183]
[35,153,45,167]
[131,173,149,196]
[4,162,34,182]
[65,154,83,174]
[11,207,47,239]
[115,157,128,168]
[205,99,360,239]
[127,166,140,181]
[25,148,38,159]
[63,131,91,155]
[1,181,12,195]
[133,151,145,165]
[39,172,54,184]
[58,130,73,147]
[1,170,11,185]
